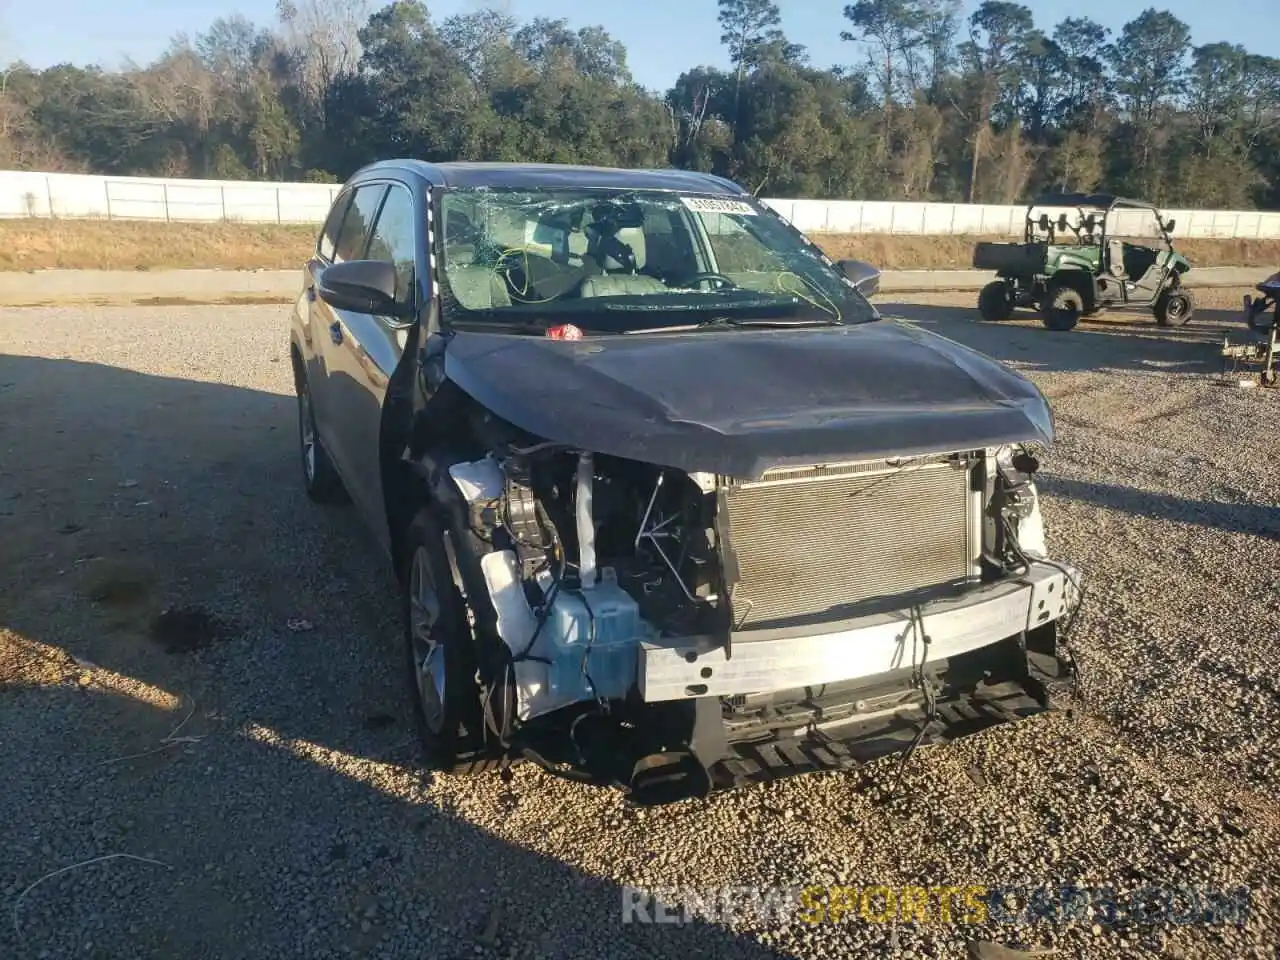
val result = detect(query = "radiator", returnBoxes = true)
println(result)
[720,456,977,632]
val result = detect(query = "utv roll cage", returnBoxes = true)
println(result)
[1023,193,1176,251]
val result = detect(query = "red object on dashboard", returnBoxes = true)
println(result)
[546,323,584,341]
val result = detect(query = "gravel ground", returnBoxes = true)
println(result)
[1,291,1278,960]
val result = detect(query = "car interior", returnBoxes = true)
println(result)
[1111,241,1162,281]
[439,195,833,312]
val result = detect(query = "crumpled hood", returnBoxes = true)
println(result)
[442,319,1054,478]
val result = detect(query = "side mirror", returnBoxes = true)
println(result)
[317,259,411,317]
[1038,213,1051,231]
[1057,213,1070,231]
[837,258,880,298]
[1164,218,1177,234]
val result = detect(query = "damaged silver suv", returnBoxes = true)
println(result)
[289,160,1082,805]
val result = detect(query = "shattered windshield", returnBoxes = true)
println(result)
[436,187,876,333]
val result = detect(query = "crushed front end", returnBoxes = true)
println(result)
[437,440,1081,805]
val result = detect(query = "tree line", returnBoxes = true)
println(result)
[1,0,1277,209]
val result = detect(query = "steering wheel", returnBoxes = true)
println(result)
[497,247,579,302]
[685,272,739,290]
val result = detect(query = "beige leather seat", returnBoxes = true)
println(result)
[578,227,670,298]
[443,244,512,309]
[1107,239,1128,279]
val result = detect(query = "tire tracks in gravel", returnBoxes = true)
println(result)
[3,300,1279,960]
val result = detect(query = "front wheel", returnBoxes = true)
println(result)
[1040,284,1083,331]
[401,508,499,776]
[1154,288,1196,327]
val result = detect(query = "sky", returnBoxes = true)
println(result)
[2,0,1275,93]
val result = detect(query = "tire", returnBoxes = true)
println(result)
[294,367,348,504]
[1040,284,1083,331]
[1154,288,1195,327]
[977,281,1015,322]
[401,507,499,776]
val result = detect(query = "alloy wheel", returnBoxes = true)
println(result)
[298,384,317,483]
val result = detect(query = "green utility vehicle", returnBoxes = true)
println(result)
[972,193,1194,331]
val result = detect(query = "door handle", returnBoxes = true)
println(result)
[329,321,343,345]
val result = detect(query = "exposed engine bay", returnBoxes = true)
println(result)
[425,417,1078,802]
[451,447,729,723]
[504,451,727,640]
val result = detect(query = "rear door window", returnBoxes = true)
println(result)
[317,190,352,261]
[332,184,390,264]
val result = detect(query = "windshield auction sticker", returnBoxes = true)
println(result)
[681,196,758,216]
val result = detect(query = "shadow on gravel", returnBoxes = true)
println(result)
[880,301,1247,377]
[1040,476,1280,540]
[0,353,795,960]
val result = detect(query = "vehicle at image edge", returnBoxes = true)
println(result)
[288,159,1083,806]
[1222,270,1280,387]
[972,193,1194,332]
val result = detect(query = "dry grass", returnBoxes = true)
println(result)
[0,219,318,271]
[0,218,1276,272]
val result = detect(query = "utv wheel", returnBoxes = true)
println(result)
[402,508,499,776]
[977,281,1015,321]
[1154,288,1195,327]
[295,369,347,503]
[1040,284,1083,331]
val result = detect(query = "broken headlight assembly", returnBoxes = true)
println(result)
[990,444,1047,563]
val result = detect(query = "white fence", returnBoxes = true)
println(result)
[766,198,1280,240]
[2,170,1279,240]
[0,171,341,224]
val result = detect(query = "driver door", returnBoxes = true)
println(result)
[314,181,419,556]
[1113,207,1173,302]
[1129,249,1174,301]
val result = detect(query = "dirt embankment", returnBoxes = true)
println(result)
[1,218,1277,272]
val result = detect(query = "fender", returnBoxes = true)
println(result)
[1048,268,1098,310]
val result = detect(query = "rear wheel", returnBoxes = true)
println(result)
[295,367,347,503]
[402,508,499,776]
[977,281,1015,322]
[1154,288,1195,327]
[1040,284,1083,331]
